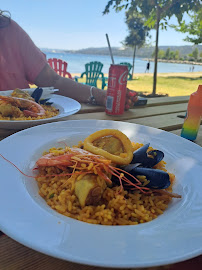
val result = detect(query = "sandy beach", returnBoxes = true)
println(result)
[72,71,202,78]
[132,71,202,77]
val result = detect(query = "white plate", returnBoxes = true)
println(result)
[0,94,81,129]
[0,120,202,268]
[0,87,58,99]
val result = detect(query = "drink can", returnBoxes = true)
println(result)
[105,64,128,115]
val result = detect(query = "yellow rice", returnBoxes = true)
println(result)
[0,104,59,121]
[35,143,175,226]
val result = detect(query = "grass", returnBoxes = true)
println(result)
[126,72,202,97]
[32,72,201,97]
[74,72,202,97]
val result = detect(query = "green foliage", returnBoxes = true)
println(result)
[123,10,151,79]
[152,49,165,58]
[165,48,170,58]
[151,48,180,60]
[172,9,202,45]
[175,50,180,60]
[123,11,150,48]
[169,51,175,60]
[158,50,165,59]
[103,0,201,95]
[189,48,199,60]
[192,48,199,60]
[103,0,201,27]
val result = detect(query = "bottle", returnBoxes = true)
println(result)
[181,85,202,141]
[105,64,128,115]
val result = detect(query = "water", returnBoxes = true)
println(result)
[44,52,202,74]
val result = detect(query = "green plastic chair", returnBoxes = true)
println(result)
[74,61,106,89]
[119,62,133,80]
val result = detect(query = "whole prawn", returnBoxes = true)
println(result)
[0,95,45,117]
[0,147,181,198]
[36,147,151,192]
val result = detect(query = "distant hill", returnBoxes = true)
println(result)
[42,45,202,58]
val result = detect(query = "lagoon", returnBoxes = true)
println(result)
[44,51,202,74]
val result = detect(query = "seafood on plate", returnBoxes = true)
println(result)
[33,129,181,225]
[0,95,45,117]
[0,88,59,120]
[11,88,35,100]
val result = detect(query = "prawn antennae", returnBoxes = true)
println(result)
[0,154,34,178]
[0,149,180,198]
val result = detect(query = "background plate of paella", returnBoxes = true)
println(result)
[0,119,202,268]
[0,89,81,129]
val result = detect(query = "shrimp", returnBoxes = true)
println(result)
[36,152,74,167]
[36,148,112,182]
[0,147,181,198]
[0,95,45,117]
[35,147,151,191]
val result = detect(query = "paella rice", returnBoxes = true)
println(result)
[0,103,59,120]
[35,133,177,226]
[0,88,59,120]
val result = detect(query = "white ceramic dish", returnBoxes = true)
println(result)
[0,94,81,129]
[0,87,58,99]
[0,120,202,268]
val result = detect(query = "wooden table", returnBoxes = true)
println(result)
[0,95,202,270]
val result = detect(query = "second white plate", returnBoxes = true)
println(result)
[0,94,81,129]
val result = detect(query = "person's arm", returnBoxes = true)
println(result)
[34,63,106,106]
[14,20,105,105]
[13,20,135,108]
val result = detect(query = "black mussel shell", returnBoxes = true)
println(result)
[122,165,170,189]
[31,87,43,103]
[39,98,53,105]
[43,102,53,105]
[131,143,164,167]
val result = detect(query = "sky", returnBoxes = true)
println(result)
[1,0,193,50]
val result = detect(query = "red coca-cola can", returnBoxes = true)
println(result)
[105,64,128,115]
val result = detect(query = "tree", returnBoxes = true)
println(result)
[158,50,165,59]
[189,48,199,60]
[169,51,175,60]
[152,49,165,59]
[165,48,170,59]
[192,48,199,60]
[172,9,202,45]
[123,11,150,79]
[103,0,201,96]
[175,50,180,60]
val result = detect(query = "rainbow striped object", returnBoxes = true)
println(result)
[181,85,202,141]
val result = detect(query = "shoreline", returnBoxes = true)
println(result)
[72,71,202,77]
[145,59,202,66]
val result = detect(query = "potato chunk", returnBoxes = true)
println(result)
[75,174,106,207]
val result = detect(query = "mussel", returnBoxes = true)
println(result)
[120,164,170,189]
[31,87,53,105]
[112,143,170,190]
[39,99,53,105]
[131,143,164,168]
[31,87,43,103]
